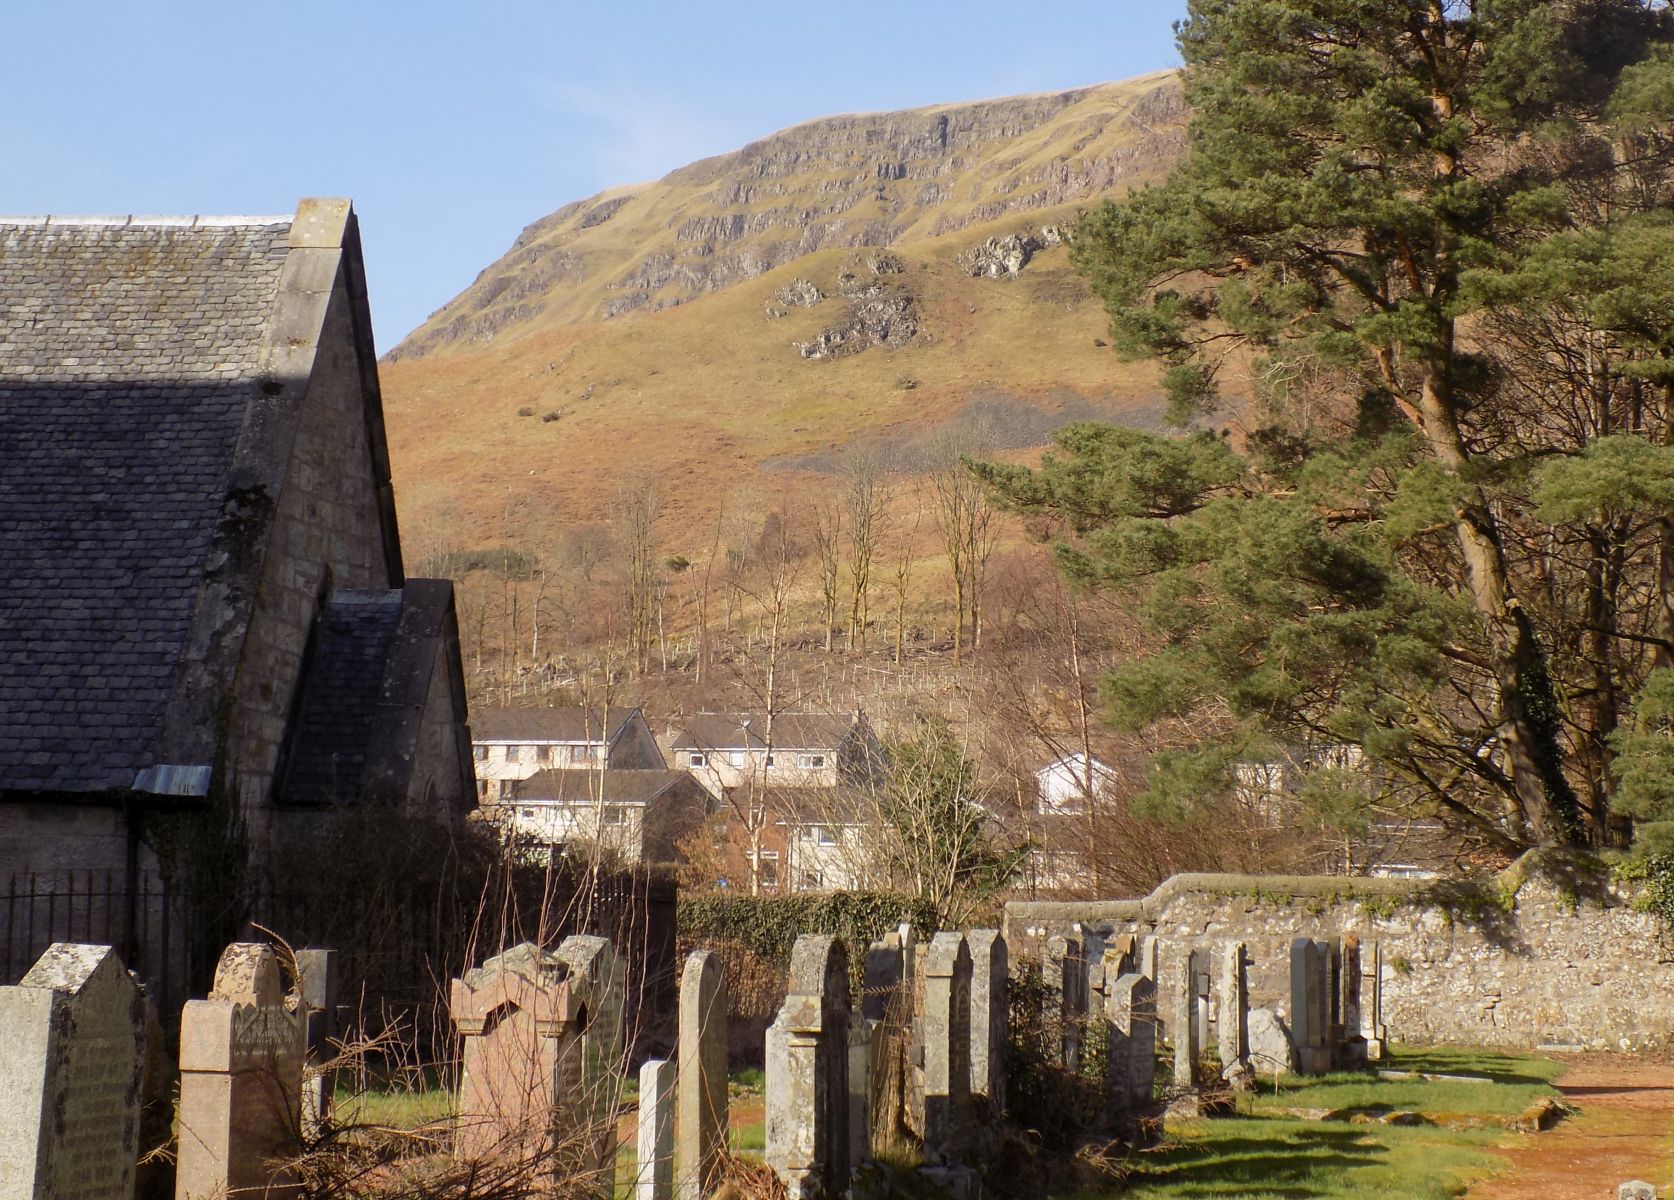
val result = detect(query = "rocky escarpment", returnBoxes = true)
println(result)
[389,73,1186,360]
[791,252,920,360]
[958,225,1066,277]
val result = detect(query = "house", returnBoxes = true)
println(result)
[490,769,706,865]
[669,711,884,801]
[0,200,473,995]
[772,786,873,893]
[471,706,664,801]
[1034,751,1119,815]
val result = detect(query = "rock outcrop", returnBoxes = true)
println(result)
[793,253,919,360]
[957,225,1065,278]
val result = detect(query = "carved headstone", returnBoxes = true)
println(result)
[921,933,972,1166]
[0,943,146,1200]
[1247,1008,1297,1076]
[176,943,305,1200]
[1105,972,1157,1113]
[1338,935,1368,1068]
[556,935,626,1198]
[677,950,728,1200]
[1218,942,1254,1091]
[966,929,1007,1112]
[1364,940,1387,1060]
[451,942,581,1171]
[636,1059,675,1200]
[1289,938,1330,1075]
[1171,949,1201,1088]
[296,947,338,1138]
[766,934,851,1199]
[847,1017,874,1169]
[1043,933,1085,1071]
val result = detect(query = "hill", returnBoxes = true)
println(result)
[380,72,1190,552]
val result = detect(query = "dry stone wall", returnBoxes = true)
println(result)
[1004,853,1674,1052]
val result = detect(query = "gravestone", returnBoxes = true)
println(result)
[1325,936,1344,1052]
[847,1017,874,1170]
[556,935,626,1197]
[766,934,851,1199]
[921,933,972,1166]
[1043,933,1085,1071]
[0,943,145,1200]
[966,930,1007,1112]
[1191,948,1212,1056]
[1218,942,1254,1091]
[1364,941,1387,1059]
[176,943,306,1200]
[1247,1008,1297,1076]
[1105,972,1157,1113]
[636,1059,675,1200]
[451,942,582,1170]
[677,950,728,1200]
[1338,935,1368,1068]
[863,932,906,1023]
[1171,949,1201,1088]
[1289,938,1330,1075]
[1109,932,1137,979]
[296,947,338,1138]
[1137,935,1159,982]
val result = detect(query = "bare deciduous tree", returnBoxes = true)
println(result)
[842,446,892,653]
[613,477,662,675]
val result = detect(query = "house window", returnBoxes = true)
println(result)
[728,751,746,768]
[756,851,780,888]
[472,745,487,762]
[476,780,488,798]
[518,807,536,818]
[506,745,524,764]
[535,745,551,764]
[812,825,837,847]
[797,753,827,770]
[689,752,707,768]
[800,870,824,891]
[604,806,630,826]
[764,754,776,768]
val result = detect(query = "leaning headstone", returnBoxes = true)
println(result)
[677,950,728,1200]
[1218,942,1254,1091]
[1170,949,1201,1088]
[921,933,972,1166]
[766,934,851,1199]
[1105,972,1157,1113]
[296,947,338,1138]
[1289,938,1330,1075]
[636,1059,675,1200]
[1247,1008,1297,1077]
[0,943,145,1200]
[177,943,305,1200]
[966,930,1007,1112]
[451,942,582,1170]
[556,935,626,1198]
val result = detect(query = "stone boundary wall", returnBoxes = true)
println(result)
[1003,853,1674,1052]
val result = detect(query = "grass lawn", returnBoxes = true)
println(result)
[1083,1046,1564,1200]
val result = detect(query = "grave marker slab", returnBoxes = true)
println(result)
[921,933,972,1166]
[766,934,850,1199]
[1218,942,1254,1090]
[677,950,727,1200]
[1171,949,1201,1089]
[1106,972,1157,1113]
[0,943,146,1200]
[966,930,1007,1112]
[636,1059,675,1200]
[556,935,626,1198]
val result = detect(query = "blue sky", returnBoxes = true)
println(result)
[4,2,1188,347]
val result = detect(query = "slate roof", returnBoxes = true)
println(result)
[0,217,291,793]
[282,591,406,805]
[671,712,860,752]
[508,769,689,806]
[472,706,640,744]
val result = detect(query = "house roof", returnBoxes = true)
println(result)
[508,769,689,806]
[472,706,642,744]
[764,786,874,827]
[0,216,292,793]
[671,712,859,752]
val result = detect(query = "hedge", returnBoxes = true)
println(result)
[677,891,940,968]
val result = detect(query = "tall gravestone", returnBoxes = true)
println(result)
[0,943,146,1200]
[1218,942,1254,1090]
[677,950,728,1200]
[1364,940,1388,1059]
[847,1015,874,1170]
[176,943,306,1200]
[921,933,972,1166]
[766,934,851,1199]
[296,947,338,1138]
[1338,935,1368,1068]
[966,929,1007,1113]
[636,1059,675,1200]
[1105,972,1156,1113]
[451,942,582,1170]
[1190,948,1212,1056]
[556,935,626,1198]
[1170,949,1201,1089]
[1289,938,1330,1075]
[1043,933,1085,1071]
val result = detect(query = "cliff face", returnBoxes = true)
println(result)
[389,73,1184,360]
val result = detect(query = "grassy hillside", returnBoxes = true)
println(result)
[380,74,1191,554]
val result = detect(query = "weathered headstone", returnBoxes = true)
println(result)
[1105,972,1157,1113]
[1217,942,1254,1091]
[636,1059,675,1200]
[296,947,338,1138]
[1247,1008,1297,1076]
[1190,948,1212,1057]
[1043,933,1085,1071]
[556,935,626,1197]
[847,1017,874,1170]
[1289,938,1330,1075]
[1338,935,1368,1069]
[1364,941,1387,1060]
[921,933,972,1166]
[966,929,1007,1112]
[0,943,146,1200]
[1110,932,1137,979]
[863,932,905,1023]
[1171,949,1201,1088]
[766,934,851,1199]
[176,942,305,1200]
[677,950,728,1200]
[1137,935,1159,982]
[451,942,582,1170]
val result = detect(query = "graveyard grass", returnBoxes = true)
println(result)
[1090,1046,1565,1200]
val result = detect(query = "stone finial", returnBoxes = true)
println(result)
[0,943,147,1200]
[677,950,728,1200]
